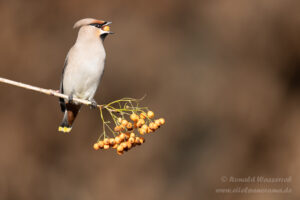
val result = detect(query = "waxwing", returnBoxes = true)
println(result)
[58,18,113,133]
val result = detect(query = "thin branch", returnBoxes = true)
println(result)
[0,77,103,108]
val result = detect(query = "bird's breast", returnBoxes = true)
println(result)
[63,43,106,100]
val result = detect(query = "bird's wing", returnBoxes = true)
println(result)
[59,57,68,112]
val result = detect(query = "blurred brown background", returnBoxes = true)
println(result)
[0,0,299,199]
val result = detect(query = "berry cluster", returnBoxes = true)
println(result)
[93,132,145,155]
[93,109,165,155]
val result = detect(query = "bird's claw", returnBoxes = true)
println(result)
[90,99,98,109]
[68,94,73,103]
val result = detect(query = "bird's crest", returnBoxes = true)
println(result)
[73,18,106,29]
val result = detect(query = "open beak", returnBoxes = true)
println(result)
[103,22,114,34]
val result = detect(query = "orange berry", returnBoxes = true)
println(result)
[127,142,132,149]
[117,145,124,152]
[159,118,165,125]
[117,117,122,124]
[128,137,135,144]
[117,150,123,155]
[135,137,141,144]
[149,122,158,130]
[121,142,127,149]
[121,119,128,126]
[104,144,110,149]
[109,138,115,145]
[136,122,141,128]
[137,119,145,128]
[126,122,133,130]
[112,144,118,149]
[149,122,155,130]
[154,120,161,127]
[119,133,126,140]
[93,143,99,150]
[140,112,147,119]
[140,137,145,144]
[102,25,110,32]
[147,111,154,119]
[115,137,121,144]
[139,128,146,135]
[104,138,110,145]
[147,127,153,133]
[130,132,135,138]
[130,113,139,122]
[141,124,148,130]
[124,132,130,140]
[98,141,104,148]
[114,126,121,132]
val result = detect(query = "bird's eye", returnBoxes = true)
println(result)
[90,23,102,28]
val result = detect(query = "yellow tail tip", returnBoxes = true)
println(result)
[58,126,72,133]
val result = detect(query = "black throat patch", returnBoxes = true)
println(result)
[100,33,108,41]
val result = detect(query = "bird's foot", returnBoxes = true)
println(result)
[68,94,73,103]
[90,99,98,109]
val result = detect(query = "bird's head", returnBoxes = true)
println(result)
[73,18,113,41]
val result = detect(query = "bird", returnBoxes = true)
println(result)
[58,18,113,133]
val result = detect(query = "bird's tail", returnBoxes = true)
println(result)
[58,103,81,133]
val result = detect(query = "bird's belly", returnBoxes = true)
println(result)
[63,60,104,100]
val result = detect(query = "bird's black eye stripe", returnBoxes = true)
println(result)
[90,23,102,28]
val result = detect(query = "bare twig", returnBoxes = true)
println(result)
[0,77,103,108]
